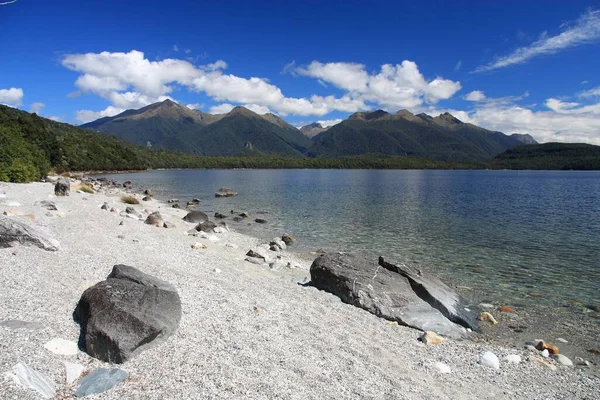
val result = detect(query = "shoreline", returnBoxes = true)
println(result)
[0,179,598,398]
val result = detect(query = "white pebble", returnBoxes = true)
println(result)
[214,268,222,274]
[556,338,568,343]
[480,351,500,369]
[541,349,550,358]
[433,362,451,374]
[505,354,521,364]
[44,338,78,356]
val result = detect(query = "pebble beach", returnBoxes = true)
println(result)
[0,179,598,399]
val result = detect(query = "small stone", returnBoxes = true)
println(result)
[281,233,295,244]
[418,331,445,345]
[101,202,109,210]
[213,226,228,234]
[191,242,207,250]
[44,338,79,356]
[142,196,152,201]
[553,354,573,366]
[64,362,86,385]
[505,355,521,364]
[239,212,249,218]
[214,212,227,219]
[214,268,221,274]
[125,206,136,214]
[541,349,550,358]
[38,200,58,211]
[172,203,181,209]
[433,362,451,374]
[245,256,264,265]
[556,338,568,343]
[225,243,238,249]
[144,211,163,227]
[480,351,500,369]
[270,245,280,252]
[75,368,128,397]
[497,306,516,313]
[478,311,498,325]
[255,218,267,224]
[163,221,175,229]
[575,357,591,367]
[528,292,543,297]
[10,362,56,399]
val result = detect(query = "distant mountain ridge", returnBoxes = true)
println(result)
[82,100,537,161]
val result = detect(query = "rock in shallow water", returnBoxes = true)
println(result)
[74,265,182,363]
[10,362,55,399]
[75,368,128,397]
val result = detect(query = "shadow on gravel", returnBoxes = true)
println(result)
[72,301,87,352]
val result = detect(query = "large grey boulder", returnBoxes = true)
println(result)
[194,220,216,233]
[74,265,182,363]
[54,178,70,196]
[310,253,477,339]
[0,216,60,251]
[182,210,208,223]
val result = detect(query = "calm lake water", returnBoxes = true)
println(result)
[98,169,600,311]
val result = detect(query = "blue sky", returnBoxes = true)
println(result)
[1,0,600,144]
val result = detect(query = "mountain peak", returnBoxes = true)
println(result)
[395,109,424,123]
[349,109,390,121]
[228,106,258,117]
[300,122,327,138]
[432,112,463,128]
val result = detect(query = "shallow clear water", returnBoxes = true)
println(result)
[98,169,600,310]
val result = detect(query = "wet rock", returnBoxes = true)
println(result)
[75,368,128,397]
[310,253,472,339]
[44,338,78,356]
[480,351,500,369]
[74,265,182,363]
[433,362,451,374]
[553,354,573,366]
[0,216,60,251]
[10,362,55,399]
[281,233,295,245]
[183,210,208,223]
[478,311,498,325]
[215,187,238,197]
[505,354,521,364]
[0,319,45,330]
[255,218,267,224]
[191,242,207,249]
[54,178,70,196]
[144,211,163,227]
[195,220,217,233]
[64,362,86,385]
[418,331,445,345]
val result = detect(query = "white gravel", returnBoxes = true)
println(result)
[0,181,598,399]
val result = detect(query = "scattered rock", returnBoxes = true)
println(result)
[480,351,500,369]
[183,210,208,223]
[75,368,128,397]
[553,354,573,366]
[281,233,295,245]
[419,331,445,345]
[541,349,550,358]
[10,362,55,399]
[269,245,280,251]
[505,355,521,364]
[0,216,60,251]
[245,256,264,265]
[191,242,207,249]
[64,362,86,385]
[195,220,217,233]
[142,196,152,201]
[239,212,249,218]
[255,218,267,224]
[478,311,498,325]
[497,306,516,313]
[125,206,136,214]
[44,338,79,356]
[101,202,109,210]
[535,340,560,354]
[0,319,45,330]
[110,207,118,213]
[233,216,244,222]
[144,211,163,227]
[167,199,179,203]
[246,246,270,261]
[214,212,228,219]
[122,181,132,189]
[213,226,228,234]
[143,189,153,196]
[163,221,175,229]
[54,178,70,196]
[172,203,181,209]
[74,265,182,363]
[215,187,238,197]
[270,238,286,250]
[38,200,58,211]
[310,253,474,339]
[192,198,201,204]
[433,362,451,374]
[587,348,600,355]
[575,357,591,367]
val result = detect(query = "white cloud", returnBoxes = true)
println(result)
[454,60,462,71]
[0,87,24,106]
[209,103,235,114]
[464,90,486,101]
[184,48,191,54]
[243,103,272,114]
[579,86,600,97]
[48,116,62,122]
[30,102,45,114]
[76,106,124,123]
[474,10,600,72]
[296,60,461,109]
[317,119,343,128]
[545,98,579,113]
[173,44,179,52]
[186,103,203,110]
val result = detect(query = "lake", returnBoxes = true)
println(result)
[98,169,600,313]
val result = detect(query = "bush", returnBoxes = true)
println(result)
[78,183,95,194]
[121,195,139,204]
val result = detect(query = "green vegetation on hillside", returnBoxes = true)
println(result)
[489,143,600,170]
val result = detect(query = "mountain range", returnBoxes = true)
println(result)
[82,99,536,161]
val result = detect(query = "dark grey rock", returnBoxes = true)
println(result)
[163,221,175,229]
[142,196,152,201]
[214,212,227,219]
[172,203,180,209]
[183,210,208,223]
[143,189,153,196]
[144,212,163,227]
[310,253,472,339]
[167,199,179,203]
[101,202,109,210]
[195,220,217,232]
[54,179,70,196]
[215,187,238,197]
[74,265,182,363]
[192,198,201,204]
[239,212,249,218]
[122,181,132,189]
[38,200,58,211]
[233,216,244,222]
[255,218,267,224]
[75,368,128,397]
[0,216,60,251]
[125,206,136,214]
[281,233,295,245]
